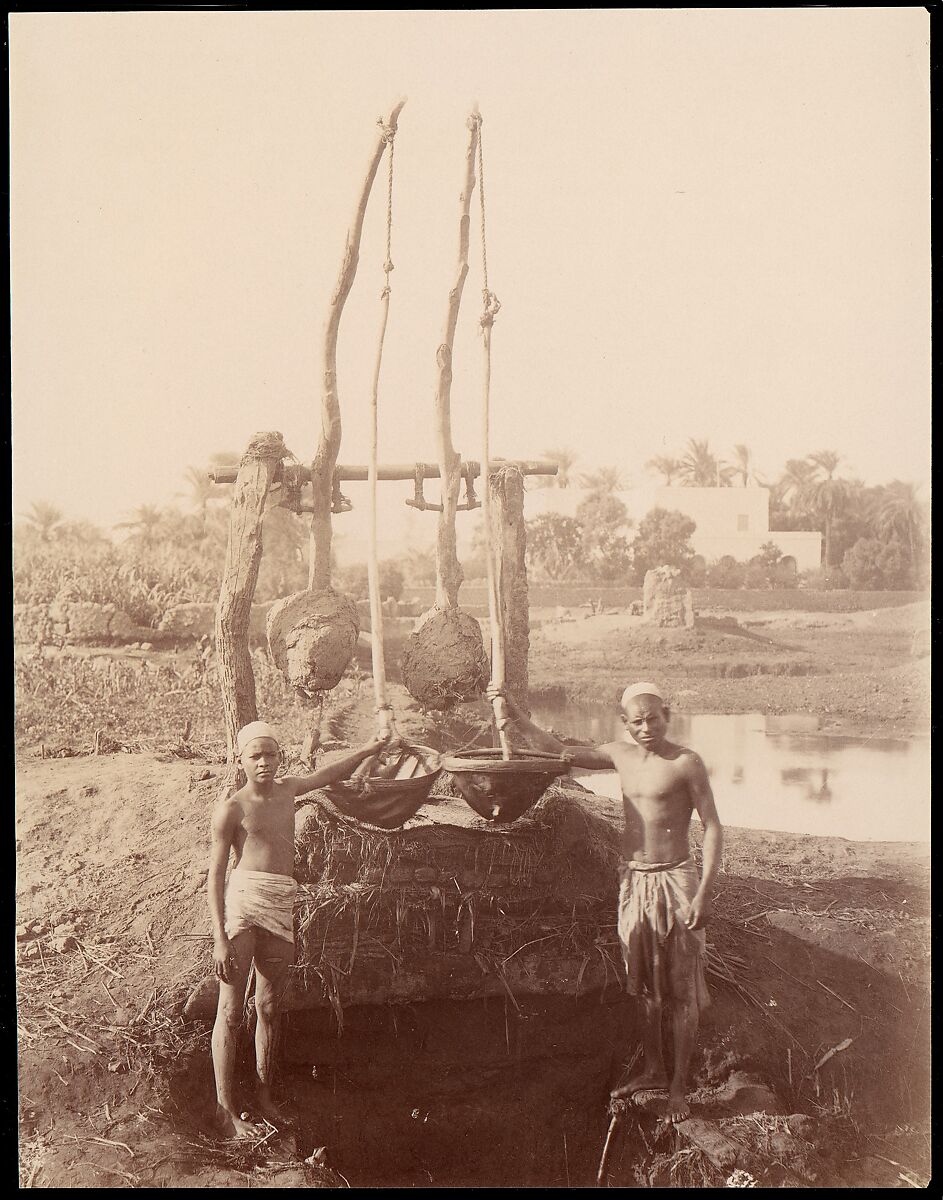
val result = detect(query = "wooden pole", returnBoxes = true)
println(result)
[309,99,407,592]
[474,109,511,757]
[216,432,288,760]
[209,460,559,486]
[489,465,530,709]
[365,137,396,743]
[480,315,512,758]
[433,111,479,610]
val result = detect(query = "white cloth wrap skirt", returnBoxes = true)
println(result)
[224,869,297,946]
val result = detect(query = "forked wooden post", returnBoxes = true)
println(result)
[215,432,288,760]
[310,98,407,591]
[433,111,479,610]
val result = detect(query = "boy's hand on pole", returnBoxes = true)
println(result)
[366,729,394,755]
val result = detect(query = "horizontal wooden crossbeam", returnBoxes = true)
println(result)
[207,459,559,485]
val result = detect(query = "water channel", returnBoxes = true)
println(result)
[529,700,929,843]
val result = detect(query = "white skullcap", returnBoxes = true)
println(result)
[620,682,666,709]
[236,721,279,753]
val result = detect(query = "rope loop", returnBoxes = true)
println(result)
[480,289,501,328]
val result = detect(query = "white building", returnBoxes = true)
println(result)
[524,484,822,572]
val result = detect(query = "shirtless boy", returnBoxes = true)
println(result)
[209,720,389,1139]
[489,681,723,1123]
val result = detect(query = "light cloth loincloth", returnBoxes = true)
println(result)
[224,869,297,945]
[617,857,709,1009]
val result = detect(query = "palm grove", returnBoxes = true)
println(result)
[525,440,927,591]
[15,440,928,626]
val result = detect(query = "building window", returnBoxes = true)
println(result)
[737,514,749,532]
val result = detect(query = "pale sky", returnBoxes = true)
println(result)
[10,10,932,541]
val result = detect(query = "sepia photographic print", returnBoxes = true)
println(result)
[11,9,930,1188]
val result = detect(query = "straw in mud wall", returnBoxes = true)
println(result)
[288,781,624,1009]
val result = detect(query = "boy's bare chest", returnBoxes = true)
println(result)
[238,794,294,842]
[615,749,687,798]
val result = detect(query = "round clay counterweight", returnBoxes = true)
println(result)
[266,589,360,696]
[401,607,489,709]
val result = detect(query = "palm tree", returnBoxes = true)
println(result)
[645,455,683,486]
[730,444,758,487]
[179,457,238,534]
[22,500,64,543]
[872,481,927,568]
[678,439,724,487]
[801,470,854,568]
[579,465,629,497]
[536,447,579,489]
[116,504,166,550]
[776,458,820,515]
[179,466,218,527]
[808,450,842,481]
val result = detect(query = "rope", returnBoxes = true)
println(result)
[474,114,500,323]
[378,119,395,296]
[473,111,510,759]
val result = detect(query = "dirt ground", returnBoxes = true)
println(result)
[15,738,930,1187]
[14,595,931,1186]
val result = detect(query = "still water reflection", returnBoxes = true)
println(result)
[529,701,929,843]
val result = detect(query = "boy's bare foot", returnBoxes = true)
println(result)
[256,1088,290,1128]
[663,1089,691,1123]
[217,1106,261,1140]
[611,1067,669,1100]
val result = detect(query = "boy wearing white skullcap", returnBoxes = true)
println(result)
[209,718,390,1140]
[486,680,723,1124]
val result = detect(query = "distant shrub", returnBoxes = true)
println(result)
[737,542,799,590]
[706,556,745,589]
[842,536,915,591]
[630,508,697,581]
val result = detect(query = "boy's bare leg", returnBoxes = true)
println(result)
[665,947,700,1123]
[611,995,669,1098]
[212,930,258,1138]
[253,932,294,1126]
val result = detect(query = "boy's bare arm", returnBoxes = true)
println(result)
[285,733,391,798]
[490,687,615,770]
[209,800,238,982]
[685,752,724,931]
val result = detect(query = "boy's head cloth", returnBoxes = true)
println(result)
[620,682,666,710]
[237,721,279,753]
